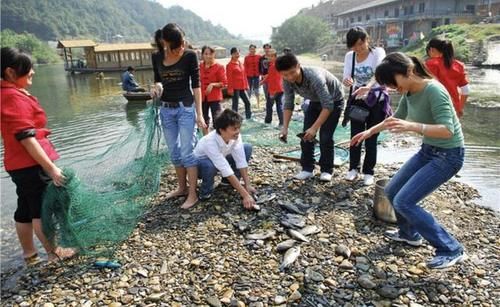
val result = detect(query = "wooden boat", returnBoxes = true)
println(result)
[123,92,152,102]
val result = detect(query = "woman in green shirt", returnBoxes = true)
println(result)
[351,52,465,269]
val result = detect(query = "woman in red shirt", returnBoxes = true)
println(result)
[260,49,283,126]
[200,45,227,135]
[1,47,75,264]
[226,47,252,119]
[426,38,469,118]
[244,44,261,108]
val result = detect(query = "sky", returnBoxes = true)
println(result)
[157,0,320,42]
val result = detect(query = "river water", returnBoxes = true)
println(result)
[1,63,498,272]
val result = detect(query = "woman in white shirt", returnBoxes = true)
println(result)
[342,26,391,186]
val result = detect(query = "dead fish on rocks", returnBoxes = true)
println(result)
[280,202,306,215]
[246,230,276,240]
[279,246,301,271]
[299,225,322,236]
[276,239,297,253]
[281,214,306,229]
[288,229,310,242]
[255,193,277,204]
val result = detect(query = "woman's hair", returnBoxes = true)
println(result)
[154,29,163,53]
[214,109,242,134]
[346,26,372,50]
[249,44,256,49]
[275,53,299,71]
[426,37,455,69]
[1,47,33,79]
[230,47,239,55]
[375,52,433,87]
[202,45,215,54]
[162,23,185,50]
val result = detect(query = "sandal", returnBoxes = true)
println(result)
[24,253,43,266]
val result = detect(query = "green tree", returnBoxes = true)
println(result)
[1,29,60,64]
[271,15,332,54]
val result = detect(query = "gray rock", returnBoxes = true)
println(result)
[377,286,399,299]
[358,275,377,289]
[206,296,222,307]
[335,245,351,258]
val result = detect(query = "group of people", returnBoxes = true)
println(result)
[1,21,469,269]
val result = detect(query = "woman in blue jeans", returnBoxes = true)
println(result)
[351,52,466,269]
[152,23,207,209]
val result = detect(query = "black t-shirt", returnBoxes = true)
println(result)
[152,49,200,104]
[259,56,270,75]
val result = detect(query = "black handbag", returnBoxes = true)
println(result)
[348,103,370,123]
[344,52,370,123]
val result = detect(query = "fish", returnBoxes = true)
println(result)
[299,225,322,236]
[246,230,276,240]
[280,202,306,215]
[279,246,301,271]
[288,229,310,242]
[281,214,306,229]
[276,239,297,253]
[255,193,277,204]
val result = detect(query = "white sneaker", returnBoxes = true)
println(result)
[345,169,359,181]
[363,174,374,186]
[294,171,314,180]
[319,172,332,182]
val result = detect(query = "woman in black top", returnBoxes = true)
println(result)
[152,23,206,209]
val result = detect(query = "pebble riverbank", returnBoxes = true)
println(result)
[1,130,499,306]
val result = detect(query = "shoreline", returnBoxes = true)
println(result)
[1,129,499,306]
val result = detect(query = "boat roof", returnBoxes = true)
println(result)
[94,43,155,52]
[57,40,97,48]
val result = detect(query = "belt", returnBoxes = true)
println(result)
[160,101,180,108]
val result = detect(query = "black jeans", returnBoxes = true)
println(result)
[202,101,221,128]
[264,92,284,125]
[231,90,252,119]
[349,100,386,175]
[301,102,341,174]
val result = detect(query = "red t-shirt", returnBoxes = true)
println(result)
[200,62,227,103]
[425,57,468,114]
[226,61,249,92]
[244,54,261,78]
[1,80,59,171]
[266,61,283,96]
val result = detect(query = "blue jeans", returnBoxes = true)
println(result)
[264,92,284,125]
[385,144,465,256]
[231,90,252,119]
[197,143,252,197]
[160,102,198,168]
[247,76,260,98]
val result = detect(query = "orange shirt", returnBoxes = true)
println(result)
[266,61,283,96]
[425,57,468,114]
[244,54,261,77]
[226,60,249,91]
[200,62,227,102]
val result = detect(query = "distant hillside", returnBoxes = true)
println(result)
[0,0,250,48]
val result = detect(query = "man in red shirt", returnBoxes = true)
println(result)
[244,44,261,108]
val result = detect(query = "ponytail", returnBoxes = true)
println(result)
[441,40,454,69]
[410,56,433,79]
[426,38,455,69]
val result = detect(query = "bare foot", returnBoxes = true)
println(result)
[165,188,188,199]
[48,247,77,263]
[180,195,198,209]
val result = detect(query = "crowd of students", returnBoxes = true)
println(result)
[1,22,469,269]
